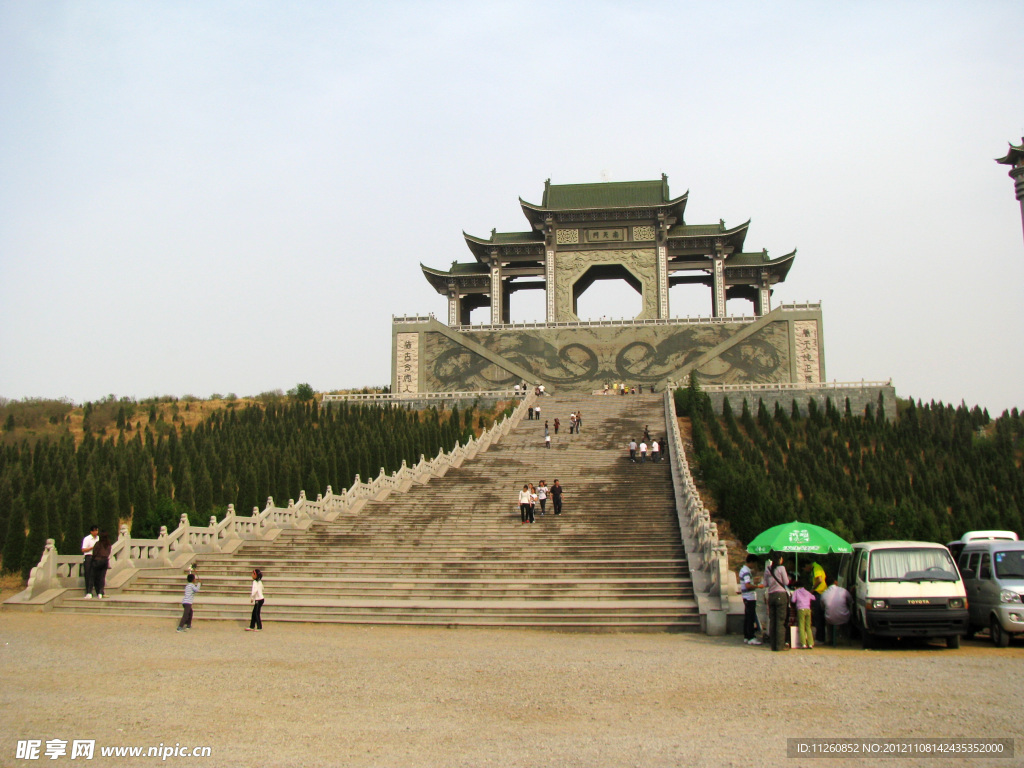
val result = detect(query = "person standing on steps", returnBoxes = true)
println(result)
[519,484,533,524]
[639,440,648,462]
[529,483,538,523]
[91,531,112,599]
[81,525,99,598]
[568,412,576,434]
[651,439,660,463]
[575,411,582,432]
[550,479,563,515]
[537,481,548,515]
[247,569,265,631]
[544,420,549,437]
[553,417,560,435]
[545,432,551,449]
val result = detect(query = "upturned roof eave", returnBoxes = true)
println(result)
[519,191,689,226]
[995,140,1024,165]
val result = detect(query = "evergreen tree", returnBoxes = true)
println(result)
[2,495,26,575]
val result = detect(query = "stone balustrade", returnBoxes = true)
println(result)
[663,390,735,635]
[19,393,535,605]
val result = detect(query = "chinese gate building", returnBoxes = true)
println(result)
[393,176,827,395]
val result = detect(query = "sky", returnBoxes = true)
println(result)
[1,1,1022,414]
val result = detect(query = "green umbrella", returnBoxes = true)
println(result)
[747,521,852,556]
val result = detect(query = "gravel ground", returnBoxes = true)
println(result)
[1,609,1021,768]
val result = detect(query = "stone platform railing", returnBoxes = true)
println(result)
[322,390,519,404]
[14,393,536,606]
[663,390,735,635]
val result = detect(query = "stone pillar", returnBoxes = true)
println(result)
[656,214,670,319]
[447,288,461,327]
[711,245,727,318]
[545,248,556,323]
[756,274,772,316]
[489,252,502,325]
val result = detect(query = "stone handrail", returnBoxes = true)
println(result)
[322,390,520,404]
[663,389,733,635]
[17,394,535,602]
[700,379,892,393]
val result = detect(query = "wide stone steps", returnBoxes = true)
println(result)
[56,394,697,631]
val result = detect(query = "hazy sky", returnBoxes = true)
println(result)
[2,1,1022,413]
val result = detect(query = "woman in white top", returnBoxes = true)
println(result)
[247,569,265,631]
[537,481,549,515]
[519,484,533,524]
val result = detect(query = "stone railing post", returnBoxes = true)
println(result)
[26,538,60,598]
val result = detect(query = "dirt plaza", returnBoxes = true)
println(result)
[1,608,1022,768]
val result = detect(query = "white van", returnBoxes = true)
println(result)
[838,540,969,649]
[956,537,1024,647]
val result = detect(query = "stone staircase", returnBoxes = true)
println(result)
[55,394,697,631]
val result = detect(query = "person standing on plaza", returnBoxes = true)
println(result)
[247,569,265,631]
[91,531,112,599]
[802,560,828,643]
[81,525,99,598]
[739,554,762,645]
[550,479,564,515]
[765,553,791,651]
[791,577,817,649]
[519,484,533,524]
[537,481,549,515]
[177,572,201,632]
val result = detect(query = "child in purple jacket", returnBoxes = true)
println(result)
[791,578,817,649]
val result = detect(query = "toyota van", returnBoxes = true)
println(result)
[838,540,968,649]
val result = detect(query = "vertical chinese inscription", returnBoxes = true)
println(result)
[794,320,820,383]
[490,267,501,325]
[713,256,726,316]
[545,249,555,322]
[657,246,669,318]
[396,333,420,393]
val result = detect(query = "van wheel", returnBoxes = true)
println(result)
[991,617,1010,648]
[946,634,961,649]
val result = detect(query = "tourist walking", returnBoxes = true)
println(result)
[575,411,582,432]
[545,432,551,449]
[91,531,112,599]
[177,573,201,632]
[544,420,549,436]
[569,413,576,434]
[518,484,533,524]
[537,481,549,515]
[247,569,265,631]
[550,479,564,515]
[639,441,648,462]
[553,417,560,435]
[628,439,637,462]
[81,525,99,598]
[651,439,660,462]
[765,553,790,651]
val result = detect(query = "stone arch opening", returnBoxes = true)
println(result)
[572,264,644,321]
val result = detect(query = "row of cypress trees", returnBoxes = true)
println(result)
[676,380,1024,547]
[0,400,480,579]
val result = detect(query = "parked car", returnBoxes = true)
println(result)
[838,540,968,649]
[955,536,1024,647]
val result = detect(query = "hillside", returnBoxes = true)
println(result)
[676,382,1024,550]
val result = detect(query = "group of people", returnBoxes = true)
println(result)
[517,479,564,523]
[175,567,266,632]
[738,553,853,651]
[603,383,653,395]
[627,425,666,463]
[80,525,112,599]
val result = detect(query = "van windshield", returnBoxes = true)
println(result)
[868,548,959,582]
[994,551,1024,580]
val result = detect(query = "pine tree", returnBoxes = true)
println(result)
[2,495,26,575]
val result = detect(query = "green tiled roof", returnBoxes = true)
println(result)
[542,178,671,209]
[996,138,1024,165]
[447,262,489,275]
[668,224,723,237]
